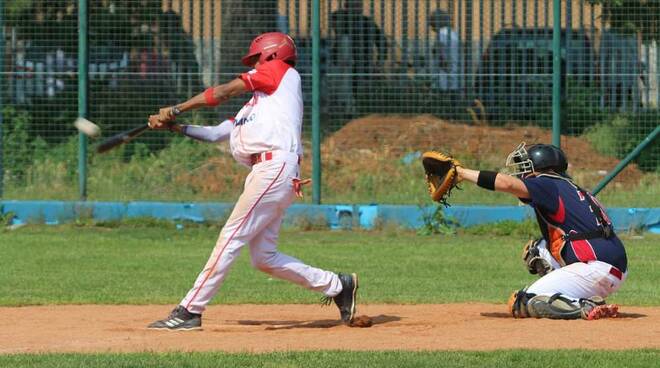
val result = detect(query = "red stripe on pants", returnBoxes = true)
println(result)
[184,163,287,311]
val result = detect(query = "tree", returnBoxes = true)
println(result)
[590,0,659,41]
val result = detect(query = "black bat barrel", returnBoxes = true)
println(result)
[95,124,150,154]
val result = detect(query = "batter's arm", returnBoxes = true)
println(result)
[176,78,248,113]
[457,167,530,199]
[171,119,233,143]
[150,78,248,128]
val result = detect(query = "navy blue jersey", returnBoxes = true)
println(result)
[521,175,627,272]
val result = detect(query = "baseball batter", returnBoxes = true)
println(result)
[146,32,358,330]
[452,143,626,319]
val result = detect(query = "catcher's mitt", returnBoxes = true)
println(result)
[421,151,462,206]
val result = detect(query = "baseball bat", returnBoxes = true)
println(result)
[95,124,150,154]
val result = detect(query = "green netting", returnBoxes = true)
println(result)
[0,0,657,206]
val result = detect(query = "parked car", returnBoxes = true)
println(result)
[475,27,598,125]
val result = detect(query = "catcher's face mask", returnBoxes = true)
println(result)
[504,142,534,177]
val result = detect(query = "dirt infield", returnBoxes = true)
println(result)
[3,304,660,354]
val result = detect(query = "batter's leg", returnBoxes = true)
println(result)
[179,162,292,314]
[248,211,342,296]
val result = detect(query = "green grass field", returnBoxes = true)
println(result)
[2,226,659,306]
[1,225,659,367]
[1,350,659,368]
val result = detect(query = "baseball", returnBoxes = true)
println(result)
[74,117,101,138]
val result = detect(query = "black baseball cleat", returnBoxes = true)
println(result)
[322,273,359,324]
[147,305,202,331]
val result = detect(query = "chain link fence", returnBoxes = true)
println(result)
[0,0,658,206]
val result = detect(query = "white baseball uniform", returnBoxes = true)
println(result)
[526,239,626,302]
[179,60,343,314]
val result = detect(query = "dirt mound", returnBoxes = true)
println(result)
[326,114,643,187]
[177,114,643,197]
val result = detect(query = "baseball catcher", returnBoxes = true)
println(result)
[422,143,627,320]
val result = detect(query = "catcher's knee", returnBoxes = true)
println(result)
[521,238,553,277]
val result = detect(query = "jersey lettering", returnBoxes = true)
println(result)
[234,114,255,126]
[588,193,612,225]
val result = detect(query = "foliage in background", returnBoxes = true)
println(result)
[0,211,15,228]
[589,0,660,41]
[461,219,539,238]
[417,205,457,236]
[565,81,607,135]
[4,0,32,20]
[0,0,657,204]
[1,106,49,184]
[585,112,660,172]
[2,129,657,207]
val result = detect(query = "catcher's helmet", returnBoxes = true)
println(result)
[505,142,568,177]
[241,32,297,67]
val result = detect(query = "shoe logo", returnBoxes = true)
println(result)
[164,318,185,328]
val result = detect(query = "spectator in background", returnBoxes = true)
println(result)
[428,9,460,92]
[52,1,77,99]
[90,0,127,68]
[330,0,387,71]
[53,0,77,56]
[26,1,54,58]
[126,0,168,80]
[330,0,388,115]
[131,0,163,28]
[600,30,641,110]
[118,0,171,138]
[160,10,203,93]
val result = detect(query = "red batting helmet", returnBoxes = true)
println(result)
[241,32,297,67]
